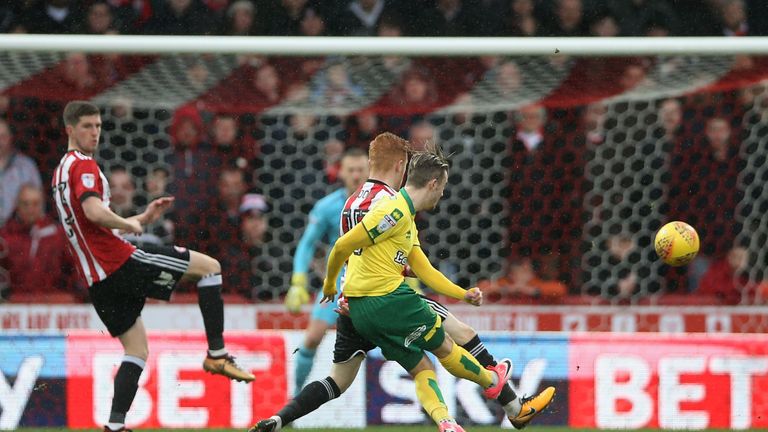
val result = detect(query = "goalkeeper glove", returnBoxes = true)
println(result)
[285,273,310,314]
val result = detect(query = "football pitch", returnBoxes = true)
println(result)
[17,427,761,432]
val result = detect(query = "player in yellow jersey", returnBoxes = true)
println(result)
[321,143,508,432]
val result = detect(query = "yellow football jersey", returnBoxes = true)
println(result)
[343,189,419,297]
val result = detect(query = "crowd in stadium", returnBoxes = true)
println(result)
[0,0,766,37]
[0,0,766,307]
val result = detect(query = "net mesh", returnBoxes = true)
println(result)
[2,51,768,304]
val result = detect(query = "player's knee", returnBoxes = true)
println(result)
[191,252,221,277]
[126,344,149,361]
[452,320,476,345]
[205,256,221,274]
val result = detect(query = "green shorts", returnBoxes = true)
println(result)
[348,283,445,371]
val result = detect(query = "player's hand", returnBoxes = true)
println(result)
[284,286,309,314]
[334,295,350,316]
[463,287,483,306]
[284,273,310,314]
[320,278,337,304]
[141,196,175,224]
[120,218,143,235]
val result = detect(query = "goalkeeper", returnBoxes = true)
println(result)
[284,147,369,391]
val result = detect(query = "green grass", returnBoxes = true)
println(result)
[17,427,763,432]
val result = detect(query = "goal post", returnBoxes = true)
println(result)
[2,35,767,304]
[3,34,768,55]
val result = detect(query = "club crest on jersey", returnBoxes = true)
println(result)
[81,173,96,189]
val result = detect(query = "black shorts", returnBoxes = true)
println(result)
[331,295,450,363]
[89,244,190,337]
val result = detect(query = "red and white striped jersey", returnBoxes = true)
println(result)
[340,179,398,235]
[52,151,135,286]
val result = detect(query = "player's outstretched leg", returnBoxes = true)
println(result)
[295,295,337,391]
[442,312,555,427]
[105,319,148,432]
[184,250,254,382]
[249,355,364,432]
[431,332,512,399]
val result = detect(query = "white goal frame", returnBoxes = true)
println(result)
[2,34,768,56]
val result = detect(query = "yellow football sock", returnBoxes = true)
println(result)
[438,343,493,388]
[414,370,451,424]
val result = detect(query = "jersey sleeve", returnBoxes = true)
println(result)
[70,159,102,203]
[359,200,407,244]
[292,202,328,275]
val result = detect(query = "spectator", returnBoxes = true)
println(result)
[299,6,326,36]
[251,63,284,105]
[492,60,523,98]
[0,119,42,227]
[0,4,16,33]
[619,63,647,91]
[202,166,249,255]
[514,104,545,151]
[167,106,219,247]
[658,98,683,142]
[220,193,272,299]
[345,111,380,149]
[75,1,119,34]
[611,0,679,36]
[335,0,389,36]
[221,0,264,35]
[541,0,587,37]
[582,101,607,146]
[310,62,364,107]
[720,0,749,36]
[0,185,79,301]
[108,167,137,218]
[268,0,309,35]
[212,113,256,170]
[19,0,79,34]
[146,167,170,201]
[419,0,481,36]
[698,245,751,304]
[477,257,567,303]
[146,0,214,35]
[588,10,620,37]
[138,167,174,247]
[59,52,97,92]
[322,139,345,183]
[667,116,744,291]
[495,0,538,36]
[388,68,438,110]
[605,233,640,299]
[408,120,437,151]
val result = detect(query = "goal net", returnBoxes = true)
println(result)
[2,38,768,304]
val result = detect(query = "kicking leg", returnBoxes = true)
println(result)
[430,331,512,400]
[107,318,149,431]
[443,312,555,429]
[443,312,521,415]
[185,250,254,382]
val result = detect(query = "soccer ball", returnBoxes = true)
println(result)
[654,221,700,266]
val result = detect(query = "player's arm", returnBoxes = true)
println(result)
[81,196,142,233]
[126,196,174,227]
[321,222,371,302]
[285,205,327,312]
[408,246,483,305]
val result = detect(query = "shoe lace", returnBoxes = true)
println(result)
[223,354,249,371]
[519,394,534,405]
